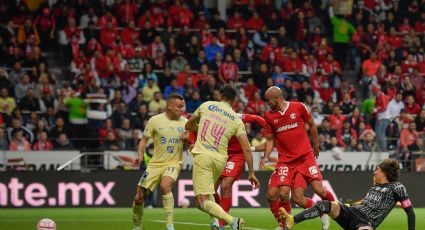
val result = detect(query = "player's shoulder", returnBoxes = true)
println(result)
[389,181,406,190]
[149,113,164,121]
[178,116,188,122]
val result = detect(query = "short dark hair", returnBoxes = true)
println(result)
[219,85,237,101]
[167,93,184,101]
[378,159,400,182]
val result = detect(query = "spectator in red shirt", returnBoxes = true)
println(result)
[246,11,264,31]
[33,7,56,49]
[399,18,412,34]
[399,122,420,164]
[387,27,403,50]
[100,22,119,48]
[283,51,303,73]
[261,37,281,62]
[414,12,425,32]
[97,10,118,29]
[121,20,139,45]
[246,91,265,114]
[405,95,421,115]
[318,81,335,104]
[328,105,346,131]
[373,84,391,151]
[33,131,53,151]
[322,54,342,75]
[218,54,239,84]
[227,11,246,30]
[9,130,31,151]
[310,65,328,92]
[117,0,137,25]
[176,64,196,87]
[242,77,259,102]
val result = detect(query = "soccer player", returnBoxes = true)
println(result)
[185,85,260,230]
[261,86,335,229]
[214,114,266,228]
[280,158,416,230]
[132,94,187,230]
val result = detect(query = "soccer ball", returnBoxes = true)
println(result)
[179,198,190,208]
[37,218,56,230]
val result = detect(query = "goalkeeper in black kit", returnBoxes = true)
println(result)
[280,158,415,230]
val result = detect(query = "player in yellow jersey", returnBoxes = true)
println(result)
[132,93,187,230]
[185,85,260,230]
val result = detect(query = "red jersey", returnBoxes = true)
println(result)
[264,102,313,162]
[227,114,266,158]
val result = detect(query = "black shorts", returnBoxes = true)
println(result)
[334,203,373,230]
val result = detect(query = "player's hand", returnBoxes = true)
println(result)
[313,144,320,158]
[259,158,268,169]
[248,173,260,189]
[180,130,190,144]
[134,155,142,165]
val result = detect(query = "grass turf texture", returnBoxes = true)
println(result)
[1,208,423,230]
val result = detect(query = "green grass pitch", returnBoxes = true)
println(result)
[1,207,424,229]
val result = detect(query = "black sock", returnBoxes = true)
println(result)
[294,201,331,224]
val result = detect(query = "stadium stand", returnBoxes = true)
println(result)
[0,0,424,170]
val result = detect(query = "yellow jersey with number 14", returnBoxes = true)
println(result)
[143,113,187,165]
[191,101,246,162]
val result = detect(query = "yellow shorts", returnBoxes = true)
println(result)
[138,162,182,192]
[192,153,226,196]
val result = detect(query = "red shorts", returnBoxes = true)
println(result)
[268,153,322,188]
[293,153,322,189]
[220,154,245,180]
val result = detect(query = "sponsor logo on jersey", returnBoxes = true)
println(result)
[160,137,167,144]
[167,146,174,153]
[290,113,296,119]
[177,127,183,133]
[207,105,235,121]
[274,119,279,123]
[276,122,298,132]
[309,166,318,175]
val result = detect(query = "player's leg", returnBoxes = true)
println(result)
[159,176,176,230]
[133,167,159,230]
[214,177,222,203]
[132,186,150,230]
[159,164,182,230]
[292,173,314,209]
[193,154,242,229]
[218,176,237,226]
[279,200,341,229]
[310,180,335,201]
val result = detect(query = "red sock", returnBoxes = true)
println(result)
[280,200,291,214]
[324,191,335,201]
[269,199,283,225]
[213,193,221,204]
[303,197,314,209]
[219,196,232,226]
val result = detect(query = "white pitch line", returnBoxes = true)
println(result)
[149,219,268,230]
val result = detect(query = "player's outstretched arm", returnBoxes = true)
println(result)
[237,134,260,189]
[135,136,149,165]
[306,116,320,157]
[400,198,416,230]
[260,134,274,169]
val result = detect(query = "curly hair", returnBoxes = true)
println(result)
[378,158,400,182]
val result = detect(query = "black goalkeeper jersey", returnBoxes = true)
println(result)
[350,182,409,228]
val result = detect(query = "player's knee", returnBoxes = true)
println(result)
[159,184,171,194]
[291,195,303,205]
[221,182,232,194]
[315,200,331,214]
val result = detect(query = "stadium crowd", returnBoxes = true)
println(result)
[0,0,424,166]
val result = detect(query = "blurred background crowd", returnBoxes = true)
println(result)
[0,0,424,169]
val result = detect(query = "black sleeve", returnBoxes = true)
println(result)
[404,206,415,230]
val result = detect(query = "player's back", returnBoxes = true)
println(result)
[191,101,246,162]
[144,113,188,165]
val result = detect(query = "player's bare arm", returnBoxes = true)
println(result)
[134,136,149,165]
[184,114,199,132]
[237,134,260,189]
[306,116,320,157]
[260,134,274,169]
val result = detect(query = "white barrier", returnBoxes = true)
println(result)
[1,151,81,171]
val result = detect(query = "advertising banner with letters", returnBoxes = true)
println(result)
[1,171,424,208]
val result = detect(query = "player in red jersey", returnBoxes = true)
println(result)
[262,86,335,230]
[213,113,266,228]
